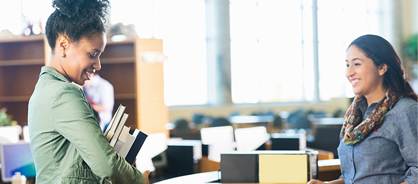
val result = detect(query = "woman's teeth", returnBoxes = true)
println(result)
[351,79,359,85]
[86,71,92,78]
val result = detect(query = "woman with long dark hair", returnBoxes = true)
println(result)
[309,35,417,183]
[28,0,149,183]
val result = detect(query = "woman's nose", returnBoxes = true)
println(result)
[93,59,101,71]
[346,65,355,78]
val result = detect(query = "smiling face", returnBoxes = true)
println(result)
[345,45,387,98]
[59,33,106,86]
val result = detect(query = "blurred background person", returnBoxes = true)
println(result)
[84,73,115,132]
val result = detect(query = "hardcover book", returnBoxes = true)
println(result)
[104,104,148,165]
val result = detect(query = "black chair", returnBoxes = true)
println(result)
[163,145,196,178]
[273,115,283,128]
[265,110,275,116]
[250,110,264,116]
[173,118,189,133]
[287,109,307,125]
[332,109,345,118]
[309,125,342,158]
[211,117,231,127]
[192,113,205,125]
[294,116,311,129]
[229,111,241,117]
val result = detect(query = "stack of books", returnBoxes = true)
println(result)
[103,104,148,165]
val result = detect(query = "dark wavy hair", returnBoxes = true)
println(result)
[45,0,110,51]
[348,34,418,101]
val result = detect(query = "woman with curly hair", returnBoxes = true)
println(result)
[28,0,149,183]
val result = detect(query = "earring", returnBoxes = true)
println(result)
[61,53,66,58]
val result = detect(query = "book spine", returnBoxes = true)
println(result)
[106,106,126,141]
[114,126,130,153]
[110,113,129,147]
[119,126,130,142]
[125,130,148,164]
[104,104,122,137]
[117,134,136,158]
[114,139,124,153]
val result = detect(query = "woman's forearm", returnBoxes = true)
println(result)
[308,178,345,184]
[327,178,345,184]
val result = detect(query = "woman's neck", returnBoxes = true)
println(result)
[49,55,71,82]
[364,86,388,108]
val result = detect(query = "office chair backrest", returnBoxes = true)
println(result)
[235,126,269,151]
[229,111,241,117]
[0,126,21,143]
[211,117,231,127]
[294,116,311,129]
[287,109,306,124]
[192,114,205,124]
[201,126,234,162]
[0,136,12,145]
[23,126,30,142]
[313,125,342,158]
[273,116,283,128]
[173,118,189,132]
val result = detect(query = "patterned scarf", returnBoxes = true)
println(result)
[341,88,403,145]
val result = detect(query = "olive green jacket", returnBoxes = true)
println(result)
[28,66,145,184]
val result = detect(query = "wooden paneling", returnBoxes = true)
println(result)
[135,38,169,137]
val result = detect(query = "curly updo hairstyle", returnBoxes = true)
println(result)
[45,0,110,51]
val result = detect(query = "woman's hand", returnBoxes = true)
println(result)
[308,179,327,184]
[308,178,344,184]
[132,158,137,166]
[143,170,150,184]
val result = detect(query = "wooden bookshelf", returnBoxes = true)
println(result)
[0,36,169,137]
[0,35,46,126]
[100,57,135,64]
[0,59,45,66]
[0,96,31,102]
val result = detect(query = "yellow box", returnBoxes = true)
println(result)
[259,154,308,183]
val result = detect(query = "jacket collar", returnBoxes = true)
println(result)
[40,66,70,83]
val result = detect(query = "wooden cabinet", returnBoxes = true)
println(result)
[0,35,168,136]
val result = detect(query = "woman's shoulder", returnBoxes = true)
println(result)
[392,97,418,111]
[385,96,417,125]
[46,81,83,96]
[37,78,85,104]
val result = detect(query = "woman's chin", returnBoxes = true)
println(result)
[73,80,86,86]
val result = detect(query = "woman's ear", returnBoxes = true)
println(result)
[378,63,388,76]
[57,36,69,55]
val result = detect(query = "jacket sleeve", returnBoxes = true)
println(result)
[396,102,418,184]
[51,84,145,184]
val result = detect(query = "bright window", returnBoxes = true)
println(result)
[0,0,399,106]
[230,0,314,103]
[317,0,392,101]
[111,0,208,106]
[231,0,392,104]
